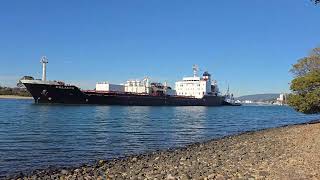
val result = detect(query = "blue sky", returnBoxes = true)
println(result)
[0,0,319,96]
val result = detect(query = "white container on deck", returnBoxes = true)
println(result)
[96,82,125,92]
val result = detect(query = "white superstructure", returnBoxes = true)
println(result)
[175,65,219,98]
[95,78,151,94]
[124,78,150,94]
[96,82,125,92]
[94,65,219,98]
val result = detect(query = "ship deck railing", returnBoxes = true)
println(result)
[82,90,151,96]
[82,90,198,98]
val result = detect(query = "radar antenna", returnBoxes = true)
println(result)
[192,64,199,77]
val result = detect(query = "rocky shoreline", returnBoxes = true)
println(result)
[6,120,320,180]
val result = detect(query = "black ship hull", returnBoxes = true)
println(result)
[23,83,226,106]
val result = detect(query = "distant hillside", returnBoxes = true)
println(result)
[236,93,280,102]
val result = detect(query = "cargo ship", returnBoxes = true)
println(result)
[20,56,233,106]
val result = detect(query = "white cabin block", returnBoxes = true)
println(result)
[175,71,217,98]
[96,82,125,92]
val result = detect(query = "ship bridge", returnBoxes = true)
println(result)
[182,77,201,81]
[175,65,219,98]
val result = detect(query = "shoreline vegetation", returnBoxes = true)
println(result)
[287,46,320,114]
[0,86,31,99]
[7,120,320,180]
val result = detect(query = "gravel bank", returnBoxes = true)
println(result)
[7,121,320,180]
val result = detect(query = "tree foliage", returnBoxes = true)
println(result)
[288,47,320,114]
[0,86,31,97]
[311,0,320,4]
[289,48,320,77]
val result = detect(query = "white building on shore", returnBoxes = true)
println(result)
[274,93,288,105]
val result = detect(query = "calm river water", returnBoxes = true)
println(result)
[0,99,319,177]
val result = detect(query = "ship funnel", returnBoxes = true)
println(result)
[40,56,48,81]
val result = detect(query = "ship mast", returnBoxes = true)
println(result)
[192,64,199,77]
[226,84,230,96]
[40,56,48,81]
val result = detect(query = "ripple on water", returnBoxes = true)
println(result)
[0,99,319,177]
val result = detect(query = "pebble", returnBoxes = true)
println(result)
[8,122,320,180]
[166,174,176,180]
[61,169,68,175]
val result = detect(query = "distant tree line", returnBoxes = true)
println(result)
[0,86,31,97]
[288,47,320,114]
